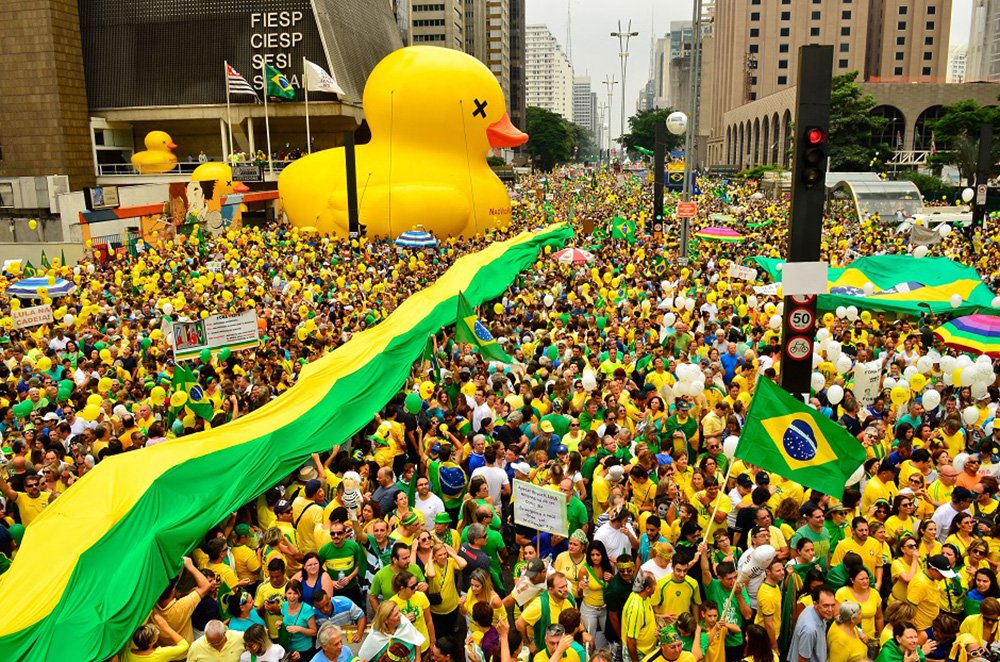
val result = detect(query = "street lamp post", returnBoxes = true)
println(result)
[611,21,639,151]
[680,0,703,262]
[602,76,618,165]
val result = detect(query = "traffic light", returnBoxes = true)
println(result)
[800,127,827,187]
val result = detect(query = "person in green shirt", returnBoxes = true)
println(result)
[460,505,508,591]
[663,400,699,461]
[559,479,590,535]
[317,521,367,608]
[368,542,427,612]
[697,545,752,658]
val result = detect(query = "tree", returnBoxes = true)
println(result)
[827,71,888,171]
[927,99,1000,184]
[619,108,684,154]
[525,106,574,171]
[569,122,600,162]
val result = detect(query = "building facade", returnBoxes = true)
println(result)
[509,0,526,132]
[967,0,1000,81]
[485,0,511,110]
[573,76,597,139]
[699,0,953,166]
[949,45,968,83]
[525,24,574,121]
[410,1,466,49]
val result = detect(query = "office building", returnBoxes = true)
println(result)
[485,0,512,110]
[573,76,597,138]
[509,0,527,132]
[949,45,968,83]
[967,0,1000,81]
[410,1,466,49]
[525,24,574,121]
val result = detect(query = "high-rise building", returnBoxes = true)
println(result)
[464,0,488,63]
[636,79,656,113]
[699,0,952,164]
[485,0,511,110]
[525,24,574,121]
[949,45,968,83]
[573,76,597,138]
[654,21,694,112]
[410,1,466,49]
[967,0,1000,81]
[509,0,527,132]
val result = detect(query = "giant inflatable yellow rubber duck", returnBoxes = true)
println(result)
[131,131,178,174]
[278,46,528,238]
[189,163,249,234]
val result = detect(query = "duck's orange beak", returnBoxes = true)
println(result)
[232,181,249,193]
[487,112,528,148]
[167,142,177,150]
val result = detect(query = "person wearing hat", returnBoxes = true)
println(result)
[554,530,589,588]
[390,511,424,546]
[640,624,696,662]
[231,523,261,589]
[430,512,460,550]
[533,420,562,459]
[906,553,957,639]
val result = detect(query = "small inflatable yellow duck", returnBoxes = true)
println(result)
[278,46,528,238]
[131,131,178,174]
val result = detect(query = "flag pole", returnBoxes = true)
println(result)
[224,61,233,162]
[304,57,312,155]
[261,60,274,176]
[698,458,735,549]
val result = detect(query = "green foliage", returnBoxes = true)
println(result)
[525,107,594,171]
[927,99,1000,184]
[620,108,685,154]
[486,156,506,167]
[737,164,782,180]
[828,71,888,171]
[895,170,951,197]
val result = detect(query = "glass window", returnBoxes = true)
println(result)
[928,5,936,14]
[810,27,820,36]
[842,10,851,19]
[923,51,932,60]
[898,5,907,14]
[895,52,904,60]
[922,66,932,76]
[840,43,850,52]
[751,12,760,20]
[781,27,790,37]
[750,28,760,37]
[778,75,788,85]
[896,36,905,45]
[926,21,935,30]
[924,36,933,45]
[749,44,759,53]
[781,11,790,20]
[839,59,849,68]
[897,21,906,30]
[780,43,789,53]
[779,59,788,69]
[894,66,903,76]
[841,27,850,36]
[811,10,821,19]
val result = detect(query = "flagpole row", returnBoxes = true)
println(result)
[224,61,233,161]
[262,60,274,176]
[304,56,312,155]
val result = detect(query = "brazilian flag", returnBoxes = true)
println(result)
[171,364,214,421]
[610,216,637,244]
[265,64,296,100]
[736,377,865,499]
[455,292,512,363]
[651,256,668,277]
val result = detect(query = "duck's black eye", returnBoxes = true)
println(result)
[473,98,488,119]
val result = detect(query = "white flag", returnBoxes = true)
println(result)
[303,58,345,95]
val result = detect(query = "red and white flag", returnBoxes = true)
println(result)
[226,62,259,99]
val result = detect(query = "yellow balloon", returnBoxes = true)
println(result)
[36,357,52,372]
[81,404,101,422]
[910,374,927,392]
[170,391,188,407]
[9,299,20,311]
[419,381,435,398]
[99,348,112,363]
[98,377,112,393]
[150,386,166,405]
[890,386,909,406]
[87,393,104,407]
[28,220,37,230]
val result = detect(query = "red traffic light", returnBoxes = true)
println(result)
[806,128,826,144]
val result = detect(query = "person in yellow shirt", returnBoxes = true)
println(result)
[831,518,884,584]
[651,552,701,620]
[0,473,50,526]
[389,571,434,654]
[203,538,243,592]
[906,554,956,635]
[861,463,898,515]
[255,557,289,640]
[623,572,659,662]
[959,596,1000,642]
[230,523,261,586]
[693,477,730,541]
[754,559,784,654]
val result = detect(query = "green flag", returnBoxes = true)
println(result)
[735,377,866,499]
[455,292,512,363]
[264,64,296,100]
[39,250,50,269]
[171,364,214,421]
[421,337,440,383]
[60,249,67,267]
[22,260,36,277]
[610,216,637,244]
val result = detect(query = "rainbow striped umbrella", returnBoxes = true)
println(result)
[695,226,745,243]
[934,314,1000,357]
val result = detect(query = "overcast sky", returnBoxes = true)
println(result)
[526,0,974,142]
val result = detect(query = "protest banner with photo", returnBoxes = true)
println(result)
[172,310,260,361]
[12,305,53,329]
[513,479,568,536]
[853,360,884,407]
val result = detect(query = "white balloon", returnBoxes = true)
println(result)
[896,379,909,393]
[883,377,897,390]
[662,297,674,309]
[816,328,831,342]
[958,355,974,369]
[827,384,844,405]
[664,313,677,327]
[993,296,1000,308]
[972,382,989,400]
[811,373,826,392]
[750,545,777,568]
[543,294,554,307]
[913,245,929,259]
[943,372,954,386]
[836,306,847,319]
[826,341,842,363]
[665,111,688,135]
[162,302,173,316]
[963,406,980,426]
[775,263,784,272]
[846,306,859,322]
[939,224,952,238]
[769,314,781,330]
[916,356,933,374]
[921,389,941,410]
[847,464,865,485]
[940,356,957,374]
[903,366,918,381]
[723,435,740,460]
[581,372,598,392]
[863,282,875,296]
[836,355,853,375]
[963,187,975,203]
[684,298,696,312]
[954,452,970,472]
[818,338,831,352]
[73,266,81,276]
[747,295,759,308]
[63,314,74,326]
[812,353,823,369]
[86,263,95,274]
[776,302,784,316]
[950,293,962,308]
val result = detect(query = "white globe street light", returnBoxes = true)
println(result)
[666,111,688,136]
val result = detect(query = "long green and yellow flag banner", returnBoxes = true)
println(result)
[0,224,572,661]
[735,376,866,499]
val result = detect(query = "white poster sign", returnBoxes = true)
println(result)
[513,480,568,536]
[753,283,780,296]
[12,305,53,329]
[172,310,260,361]
[728,264,758,281]
[853,360,884,407]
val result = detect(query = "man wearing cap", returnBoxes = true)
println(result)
[640,625,695,662]
[622,571,658,662]
[231,523,261,588]
[932,486,974,543]
[430,512,460,549]
[906,553,956,641]
[639,541,673,581]
[533,420,562,459]
[292,479,326,555]
[663,400,698,460]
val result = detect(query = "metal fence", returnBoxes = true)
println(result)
[90,229,141,261]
